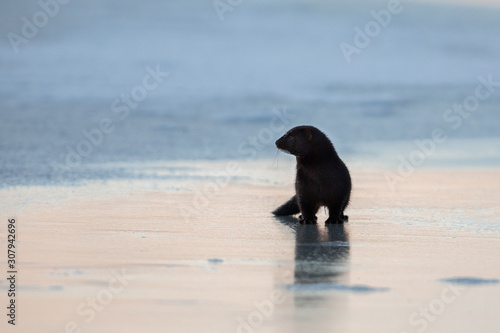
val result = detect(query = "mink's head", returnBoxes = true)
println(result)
[275,126,334,159]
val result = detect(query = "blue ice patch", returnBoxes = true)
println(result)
[439,277,500,285]
[207,258,224,264]
[280,283,389,293]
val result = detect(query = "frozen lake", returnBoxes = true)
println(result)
[1,2,500,332]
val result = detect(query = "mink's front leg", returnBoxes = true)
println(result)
[326,202,344,224]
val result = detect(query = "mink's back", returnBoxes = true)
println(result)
[295,153,351,206]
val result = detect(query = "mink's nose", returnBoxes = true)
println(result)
[275,137,283,149]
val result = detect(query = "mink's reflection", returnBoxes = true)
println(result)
[277,217,350,300]
[274,217,351,332]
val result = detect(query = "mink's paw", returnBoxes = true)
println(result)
[299,215,317,224]
[341,214,349,221]
[325,217,344,224]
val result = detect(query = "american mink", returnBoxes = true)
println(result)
[272,126,351,224]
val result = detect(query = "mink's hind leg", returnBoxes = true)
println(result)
[326,202,344,224]
[339,197,350,221]
[297,197,318,224]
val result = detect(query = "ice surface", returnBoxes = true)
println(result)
[440,277,500,285]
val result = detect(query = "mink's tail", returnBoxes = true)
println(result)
[272,196,300,216]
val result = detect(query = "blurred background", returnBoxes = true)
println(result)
[1,0,499,187]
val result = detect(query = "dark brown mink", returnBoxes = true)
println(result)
[272,126,351,224]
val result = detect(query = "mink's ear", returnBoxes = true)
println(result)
[305,128,313,141]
